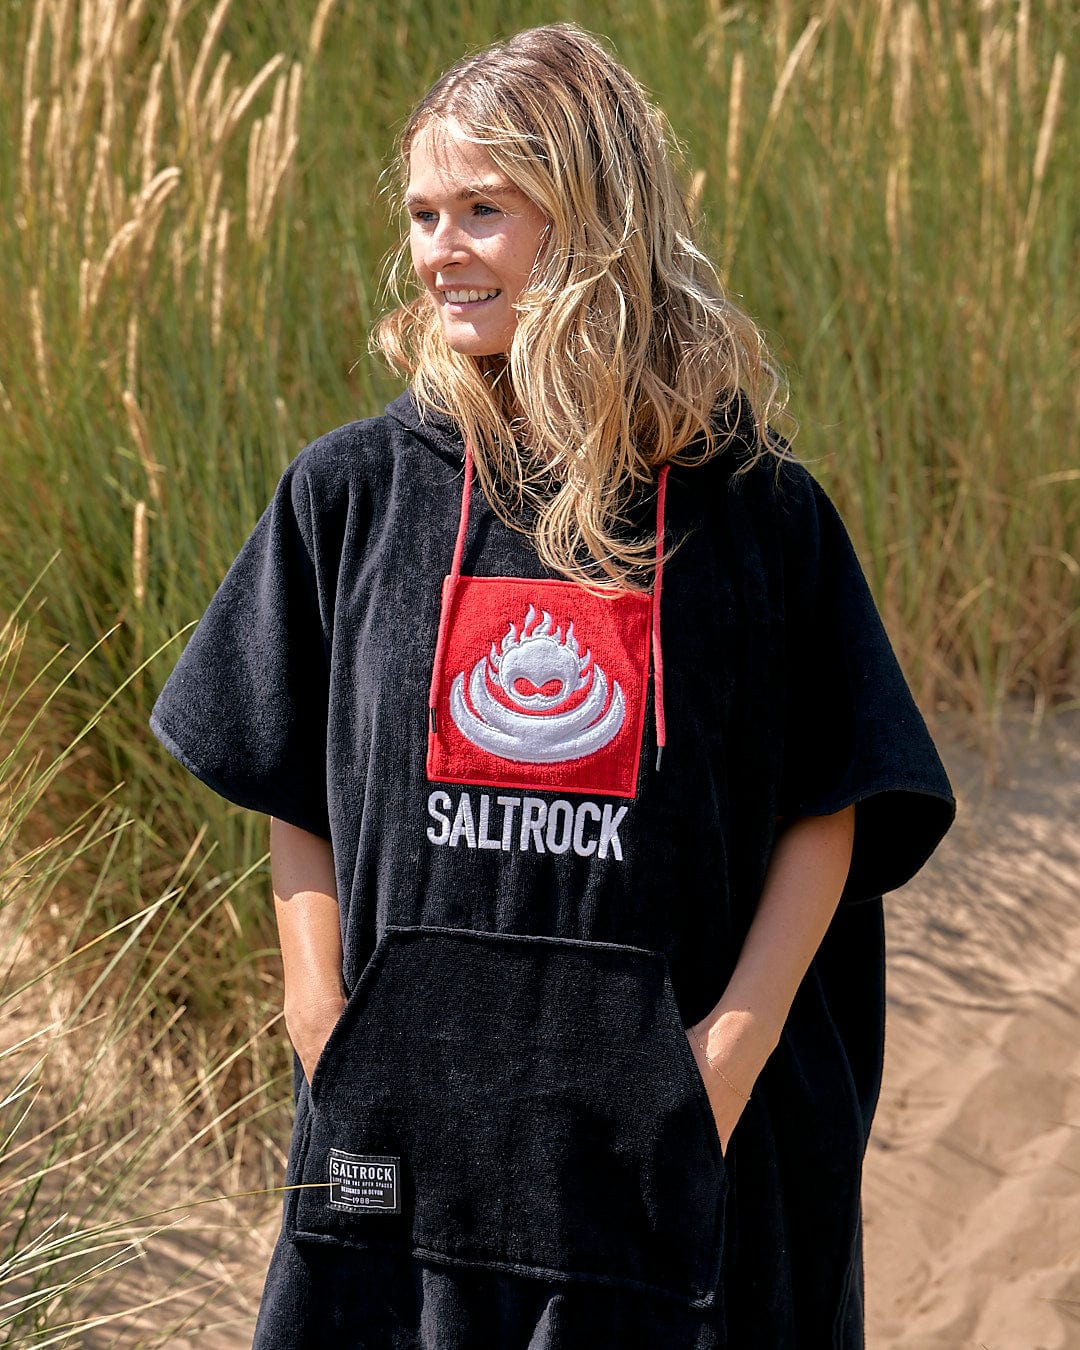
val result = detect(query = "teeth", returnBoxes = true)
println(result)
[444,289,500,304]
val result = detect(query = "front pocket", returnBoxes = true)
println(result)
[285,924,726,1308]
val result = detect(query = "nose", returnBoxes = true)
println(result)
[423,214,471,272]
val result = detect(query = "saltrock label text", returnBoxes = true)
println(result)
[426,790,629,860]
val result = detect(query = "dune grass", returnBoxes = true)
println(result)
[0,0,1075,1336]
[0,574,287,1345]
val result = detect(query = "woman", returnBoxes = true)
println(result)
[149,23,955,1347]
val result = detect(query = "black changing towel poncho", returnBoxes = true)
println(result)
[149,389,956,1348]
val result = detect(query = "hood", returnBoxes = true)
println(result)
[385,389,465,464]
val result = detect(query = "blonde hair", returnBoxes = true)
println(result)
[373,22,790,591]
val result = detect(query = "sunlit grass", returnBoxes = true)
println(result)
[0,0,1075,1334]
[1,575,283,1344]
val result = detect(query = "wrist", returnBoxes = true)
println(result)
[706,998,784,1054]
[691,1005,779,1089]
[690,1024,752,1102]
[284,988,347,1038]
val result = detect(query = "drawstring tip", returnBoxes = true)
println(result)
[429,708,437,734]
[655,744,663,771]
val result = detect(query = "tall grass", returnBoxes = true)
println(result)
[0,6,337,1223]
[706,1,1079,730]
[0,0,1075,1332]
[1,2,1075,755]
[1,573,284,1345]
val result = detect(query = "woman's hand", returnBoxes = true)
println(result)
[286,992,348,1086]
[686,1007,773,1155]
[687,806,857,1155]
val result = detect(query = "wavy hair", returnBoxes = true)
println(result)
[373,22,791,591]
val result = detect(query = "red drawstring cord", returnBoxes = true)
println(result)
[428,440,669,773]
[652,464,670,770]
[427,439,474,733]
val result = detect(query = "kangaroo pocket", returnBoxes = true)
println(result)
[285,924,726,1308]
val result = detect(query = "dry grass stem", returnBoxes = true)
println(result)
[82,131,109,259]
[726,13,826,251]
[167,28,187,150]
[68,2,117,181]
[29,287,50,403]
[138,60,165,192]
[885,162,901,264]
[133,501,148,611]
[16,0,311,372]
[157,0,185,68]
[246,118,265,243]
[886,1,918,255]
[122,390,163,509]
[18,95,40,221]
[774,0,791,75]
[725,49,745,226]
[197,167,225,305]
[767,16,825,133]
[924,0,946,98]
[216,54,286,146]
[44,96,66,236]
[48,0,75,92]
[869,0,894,87]
[285,60,302,149]
[118,0,151,62]
[77,256,92,326]
[187,0,234,145]
[1014,50,1066,280]
[978,18,996,116]
[1017,0,1033,110]
[953,29,979,131]
[685,168,706,222]
[22,0,45,108]
[125,313,140,393]
[204,52,234,141]
[84,169,181,317]
[247,64,303,242]
[211,207,230,347]
[309,0,340,61]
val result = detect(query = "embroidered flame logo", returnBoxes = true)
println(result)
[449,605,625,763]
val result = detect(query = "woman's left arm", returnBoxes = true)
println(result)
[687,803,856,1154]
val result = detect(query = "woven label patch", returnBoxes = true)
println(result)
[328,1150,400,1214]
[427,576,652,798]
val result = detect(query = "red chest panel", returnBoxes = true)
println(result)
[426,575,652,799]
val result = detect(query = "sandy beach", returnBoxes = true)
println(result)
[864,716,1080,1347]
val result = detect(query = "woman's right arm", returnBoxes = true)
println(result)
[270,816,347,1085]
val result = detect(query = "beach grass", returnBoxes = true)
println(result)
[0,0,1076,1336]
[0,578,286,1345]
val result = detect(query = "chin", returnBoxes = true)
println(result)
[442,332,512,358]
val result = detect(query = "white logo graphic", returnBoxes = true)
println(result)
[449,605,625,763]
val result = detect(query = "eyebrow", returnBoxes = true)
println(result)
[403,183,522,208]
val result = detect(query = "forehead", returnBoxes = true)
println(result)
[405,121,510,195]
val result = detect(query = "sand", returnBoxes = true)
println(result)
[864,714,1080,1347]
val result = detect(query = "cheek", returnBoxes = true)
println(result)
[507,221,549,293]
[408,232,428,282]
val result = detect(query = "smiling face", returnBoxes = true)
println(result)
[406,122,550,358]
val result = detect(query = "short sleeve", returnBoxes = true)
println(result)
[777,468,956,904]
[149,457,332,840]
